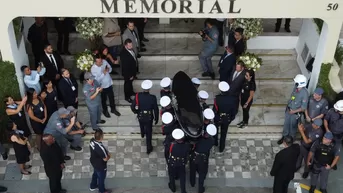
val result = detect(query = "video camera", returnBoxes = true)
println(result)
[199,29,209,39]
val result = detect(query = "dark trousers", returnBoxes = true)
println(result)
[169,165,187,193]
[215,121,230,151]
[139,120,153,152]
[219,71,230,82]
[215,20,224,46]
[241,98,252,124]
[136,19,146,41]
[55,20,71,52]
[90,168,107,193]
[273,176,291,193]
[32,49,43,68]
[63,101,78,109]
[190,157,208,192]
[124,79,134,99]
[276,18,291,28]
[296,144,310,173]
[101,86,116,113]
[48,170,62,193]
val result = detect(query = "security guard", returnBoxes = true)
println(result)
[190,124,216,193]
[198,90,210,111]
[191,77,201,90]
[324,100,343,147]
[160,77,172,98]
[296,119,324,179]
[161,112,178,163]
[203,108,215,129]
[278,74,309,145]
[168,129,191,193]
[307,132,340,193]
[305,87,328,124]
[213,81,238,152]
[82,72,106,130]
[131,80,159,154]
[160,96,175,116]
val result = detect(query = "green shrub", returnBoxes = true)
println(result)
[12,17,22,41]
[0,60,21,142]
[317,63,336,103]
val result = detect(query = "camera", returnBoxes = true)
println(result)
[199,29,208,39]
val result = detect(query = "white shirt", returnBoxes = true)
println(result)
[216,18,226,22]
[91,60,113,89]
[232,71,242,81]
[46,53,58,70]
[127,48,136,60]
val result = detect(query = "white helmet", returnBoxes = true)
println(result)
[334,100,343,111]
[293,74,307,88]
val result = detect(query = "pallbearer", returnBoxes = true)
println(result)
[190,124,216,193]
[161,112,177,163]
[131,80,159,154]
[160,96,175,115]
[160,77,172,98]
[168,129,191,193]
[203,108,215,128]
[198,90,210,110]
[191,77,201,90]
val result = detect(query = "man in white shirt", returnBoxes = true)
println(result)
[91,54,121,118]
[21,65,46,94]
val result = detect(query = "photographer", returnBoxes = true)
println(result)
[62,106,85,151]
[198,19,219,80]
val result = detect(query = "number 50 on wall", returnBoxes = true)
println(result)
[327,3,339,11]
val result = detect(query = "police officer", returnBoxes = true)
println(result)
[203,108,215,129]
[160,96,175,116]
[44,107,76,160]
[160,77,172,98]
[161,112,178,163]
[191,77,201,90]
[307,132,340,193]
[168,129,191,193]
[305,87,329,124]
[82,72,106,131]
[131,80,159,154]
[213,81,238,152]
[278,74,309,145]
[63,106,85,151]
[296,119,324,179]
[324,100,343,147]
[199,19,219,80]
[198,90,210,111]
[190,124,216,193]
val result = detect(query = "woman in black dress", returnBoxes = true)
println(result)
[237,69,256,129]
[5,95,31,137]
[9,123,31,175]
[26,88,47,151]
[40,80,58,120]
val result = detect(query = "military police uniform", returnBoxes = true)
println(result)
[168,129,191,193]
[191,78,201,90]
[190,124,216,193]
[82,72,104,130]
[324,100,343,146]
[213,82,238,152]
[306,88,328,123]
[309,133,340,193]
[198,90,210,111]
[199,25,219,79]
[131,80,159,154]
[160,77,173,98]
[296,119,324,178]
[281,74,309,142]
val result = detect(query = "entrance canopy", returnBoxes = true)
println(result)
[0,0,342,22]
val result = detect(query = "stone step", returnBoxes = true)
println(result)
[76,79,294,106]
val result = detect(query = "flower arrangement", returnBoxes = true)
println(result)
[75,49,94,72]
[75,18,104,40]
[233,19,263,39]
[239,52,262,71]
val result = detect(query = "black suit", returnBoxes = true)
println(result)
[58,75,78,108]
[233,39,245,57]
[270,144,300,193]
[121,48,137,99]
[40,142,65,193]
[218,52,236,82]
[53,18,73,53]
[228,70,246,97]
[28,23,49,67]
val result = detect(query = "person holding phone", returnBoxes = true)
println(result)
[21,64,46,94]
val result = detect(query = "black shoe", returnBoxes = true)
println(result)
[126,98,133,103]
[210,72,215,80]
[140,48,147,52]
[103,111,111,118]
[285,27,291,33]
[199,186,205,193]
[137,54,141,58]
[70,146,82,151]
[277,137,284,145]
[64,156,71,161]
[111,109,121,116]
[219,148,224,153]
[141,43,145,47]
[60,189,67,193]
[238,123,248,129]
[147,147,153,154]
[332,165,337,170]
[168,183,176,192]
[320,189,327,193]
[1,151,8,160]
[97,120,106,124]
[237,121,244,127]
[21,171,32,175]
[184,19,188,23]
[25,165,32,169]
[309,186,315,193]
[93,128,101,131]
[202,72,210,77]
[142,38,149,42]
[0,186,7,192]
[274,26,280,32]
[302,172,309,179]
[141,133,145,138]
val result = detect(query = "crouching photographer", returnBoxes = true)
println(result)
[62,106,85,152]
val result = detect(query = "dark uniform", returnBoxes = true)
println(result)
[189,136,214,193]
[213,93,238,151]
[270,143,300,193]
[168,141,191,193]
[309,140,340,192]
[324,109,343,145]
[162,120,178,163]
[201,102,210,111]
[160,89,172,98]
[131,92,159,153]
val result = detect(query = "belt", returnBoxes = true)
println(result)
[194,151,208,156]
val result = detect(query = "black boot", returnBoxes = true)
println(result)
[320,189,327,193]
[168,183,176,192]
[277,137,284,145]
[309,186,315,193]
[274,24,280,32]
[302,171,309,179]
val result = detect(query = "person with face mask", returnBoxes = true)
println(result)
[324,100,343,148]
[278,74,309,145]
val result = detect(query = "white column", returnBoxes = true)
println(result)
[308,19,343,93]
[159,18,170,24]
